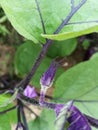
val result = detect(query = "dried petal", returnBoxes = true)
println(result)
[24,85,37,98]
[68,106,91,130]
[40,61,58,88]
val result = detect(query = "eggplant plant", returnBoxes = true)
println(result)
[0,0,98,130]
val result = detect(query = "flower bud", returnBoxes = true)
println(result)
[24,85,37,98]
[40,61,58,89]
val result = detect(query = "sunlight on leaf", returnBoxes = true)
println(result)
[1,0,98,42]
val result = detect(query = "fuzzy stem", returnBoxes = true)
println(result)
[16,0,87,90]
[39,88,57,109]
[20,102,28,130]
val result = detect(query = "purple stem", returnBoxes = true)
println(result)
[16,0,87,90]
[54,0,87,34]
[16,100,27,130]
[39,90,56,109]
[20,102,28,130]
[16,101,22,130]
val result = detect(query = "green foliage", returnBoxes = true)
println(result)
[14,41,64,87]
[47,38,77,58]
[1,1,98,130]
[29,109,55,130]
[0,14,9,35]
[54,56,98,101]
[0,104,17,130]
[0,24,9,35]
[91,52,98,60]
[0,114,11,130]
[1,0,98,43]
[82,39,90,50]
[0,91,17,108]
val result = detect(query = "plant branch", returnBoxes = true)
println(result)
[16,100,25,130]
[54,0,87,34]
[20,94,39,106]
[20,102,28,130]
[71,0,75,10]
[17,100,21,123]
[17,39,53,90]
[16,0,87,90]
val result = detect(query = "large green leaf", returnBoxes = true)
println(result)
[28,109,55,130]
[1,0,98,43]
[14,41,64,87]
[54,56,98,101]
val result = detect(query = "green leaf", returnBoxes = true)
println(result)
[54,56,98,101]
[0,104,17,130]
[28,109,55,130]
[90,52,98,60]
[29,118,47,130]
[7,109,17,124]
[14,41,64,87]
[82,39,90,50]
[0,114,11,130]
[0,105,16,130]
[0,24,9,35]
[1,0,98,42]
[42,25,98,41]
[0,90,17,108]
[47,38,77,58]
